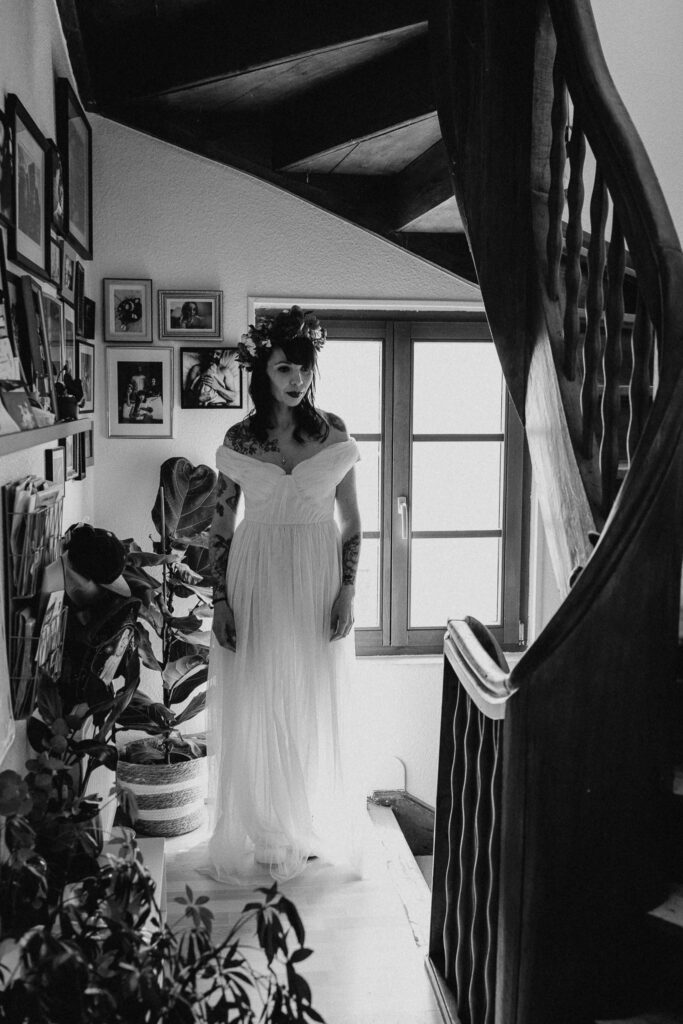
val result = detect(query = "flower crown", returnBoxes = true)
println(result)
[236,308,326,371]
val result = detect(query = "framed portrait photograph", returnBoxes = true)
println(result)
[0,235,35,434]
[180,346,242,409]
[41,292,64,380]
[49,232,63,288]
[0,105,13,226]
[158,289,222,341]
[64,304,76,379]
[80,424,94,468]
[7,94,50,279]
[59,434,77,480]
[56,78,92,259]
[74,260,85,335]
[106,345,173,438]
[76,337,94,413]
[103,278,152,341]
[61,243,75,304]
[44,446,66,491]
[19,274,58,417]
[47,139,64,235]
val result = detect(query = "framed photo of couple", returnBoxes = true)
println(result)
[106,345,173,438]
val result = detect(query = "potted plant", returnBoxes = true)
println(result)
[114,457,219,837]
[0,763,324,1023]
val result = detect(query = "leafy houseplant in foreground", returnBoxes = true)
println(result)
[0,768,324,1023]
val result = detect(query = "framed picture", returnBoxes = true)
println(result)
[47,140,64,235]
[0,235,35,433]
[64,305,76,378]
[83,296,95,339]
[74,260,85,335]
[44,446,66,492]
[19,275,58,417]
[158,289,222,341]
[61,243,75,304]
[106,345,173,438]
[49,232,63,288]
[55,78,92,259]
[80,424,94,468]
[41,292,64,380]
[103,278,152,341]
[0,105,13,226]
[59,434,77,480]
[180,346,242,409]
[7,94,49,279]
[76,338,94,413]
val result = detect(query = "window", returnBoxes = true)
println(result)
[310,316,526,655]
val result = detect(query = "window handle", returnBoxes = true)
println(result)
[397,495,409,541]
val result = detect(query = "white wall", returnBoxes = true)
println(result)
[0,0,95,769]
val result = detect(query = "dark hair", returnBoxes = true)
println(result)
[247,307,329,444]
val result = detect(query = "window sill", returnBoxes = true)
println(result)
[0,417,93,459]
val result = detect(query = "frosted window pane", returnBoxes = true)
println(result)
[315,338,382,434]
[413,342,504,434]
[355,441,381,532]
[412,442,503,531]
[355,538,380,628]
[410,538,501,627]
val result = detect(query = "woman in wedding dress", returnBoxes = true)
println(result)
[205,306,363,883]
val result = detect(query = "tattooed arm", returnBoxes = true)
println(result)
[331,464,362,641]
[209,461,241,650]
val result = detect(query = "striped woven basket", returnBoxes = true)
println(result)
[117,740,208,837]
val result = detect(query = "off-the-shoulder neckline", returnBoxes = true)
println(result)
[218,437,356,476]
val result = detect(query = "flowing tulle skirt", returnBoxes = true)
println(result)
[204,518,362,883]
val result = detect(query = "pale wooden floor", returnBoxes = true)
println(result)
[165,805,442,1024]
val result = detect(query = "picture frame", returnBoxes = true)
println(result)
[80,424,94,469]
[61,243,76,304]
[106,345,173,438]
[55,78,92,260]
[64,305,76,378]
[103,278,152,342]
[180,346,242,409]
[7,94,50,280]
[41,292,64,381]
[0,235,35,434]
[83,295,95,339]
[76,338,94,413]
[59,434,77,480]
[49,232,63,288]
[19,275,58,417]
[0,105,14,226]
[46,139,64,235]
[158,289,222,341]
[44,446,66,493]
[74,260,85,336]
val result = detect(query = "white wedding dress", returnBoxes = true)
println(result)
[205,438,363,883]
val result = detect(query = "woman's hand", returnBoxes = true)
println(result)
[212,600,236,651]
[330,585,355,641]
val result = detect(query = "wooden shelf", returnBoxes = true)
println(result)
[0,418,93,460]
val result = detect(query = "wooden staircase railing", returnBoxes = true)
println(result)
[429,1,683,1021]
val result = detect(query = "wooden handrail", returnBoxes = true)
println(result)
[444,618,516,720]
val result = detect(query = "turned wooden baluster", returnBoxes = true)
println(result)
[600,211,625,512]
[442,685,463,991]
[581,166,608,458]
[547,57,567,301]
[627,292,654,462]
[563,113,586,381]
[454,695,478,1022]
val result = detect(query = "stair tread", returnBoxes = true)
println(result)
[648,883,683,930]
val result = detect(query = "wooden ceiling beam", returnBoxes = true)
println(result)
[72,0,428,106]
[273,37,434,171]
[390,140,454,230]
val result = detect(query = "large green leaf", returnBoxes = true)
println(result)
[151,458,218,547]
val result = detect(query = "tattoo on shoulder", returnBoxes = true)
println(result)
[225,420,280,456]
[326,411,347,433]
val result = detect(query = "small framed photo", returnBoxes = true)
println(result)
[103,278,152,341]
[7,94,50,279]
[74,260,85,335]
[0,235,35,433]
[61,244,76,304]
[41,292,64,380]
[59,434,77,480]
[44,446,66,492]
[83,296,95,339]
[19,275,58,416]
[49,232,63,288]
[106,345,173,438]
[180,346,242,409]
[80,424,94,468]
[56,78,92,259]
[158,289,222,341]
[47,140,64,235]
[64,304,76,378]
[76,338,94,413]
[0,106,14,226]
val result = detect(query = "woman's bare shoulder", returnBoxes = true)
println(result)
[320,410,349,443]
